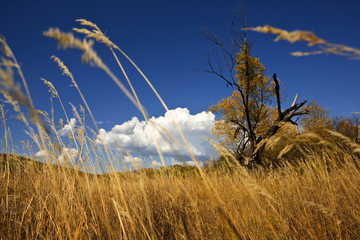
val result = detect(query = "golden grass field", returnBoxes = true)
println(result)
[1,143,360,239]
[1,20,360,239]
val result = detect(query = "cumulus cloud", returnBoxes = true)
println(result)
[34,147,79,165]
[122,155,143,168]
[97,108,215,159]
[59,148,79,165]
[35,150,46,158]
[123,155,143,164]
[171,158,182,166]
[170,158,203,167]
[151,161,162,168]
[59,118,77,136]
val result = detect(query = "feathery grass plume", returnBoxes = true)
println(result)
[73,19,115,48]
[43,28,94,52]
[0,90,41,156]
[72,22,200,238]
[34,109,48,119]
[41,77,79,152]
[246,25,360,58]
[42,79,59,99]
[45,29,144,178]
[48,56,109,172]
[304,201,342,225]
[72,20,168,170]
[50,56,72,79]
[72,26,222,239]
[73,30,205,240]
[0,91,27,124]
[0,37,33,111]
[0,36,56,157]
[73,19,202,171]
[327,130,360,153]
[277,144,295,159]
[43,29,139,112]
[68,103,88,167]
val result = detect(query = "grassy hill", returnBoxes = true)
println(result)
[1,147,360,239]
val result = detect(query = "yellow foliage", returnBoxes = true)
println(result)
[333,115,360,143]
[299,100,334,138]
[209,46,277,153]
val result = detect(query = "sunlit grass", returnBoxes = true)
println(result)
[0,20,360,239]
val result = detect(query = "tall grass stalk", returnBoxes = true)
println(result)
[0,21,360,239]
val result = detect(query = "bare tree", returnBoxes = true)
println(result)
[196,8,309,167]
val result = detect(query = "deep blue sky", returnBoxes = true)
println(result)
[0,0,359,163]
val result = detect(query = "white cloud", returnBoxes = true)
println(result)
[171,158,182,166]
[151,161,162,168]
[122,155,143,168]
[35,150,46,158]
[185,161,196,166]
[59,148,79,165]
[123,155,143,164]
[59,118,77,136]
[96,108,215,159]
[170,158,203,167]
[34,147,79,165]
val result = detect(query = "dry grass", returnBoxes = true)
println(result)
[246,25,360,59]
[1,146,360,239]
[0,20,360,239]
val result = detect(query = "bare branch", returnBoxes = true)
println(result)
[291,110,310,117]
[198,8,309,167]
[199,27,237,63]
[230,119,249,133]
[280,100,307,120]
[291,94,299,107]
[272,73,282,118]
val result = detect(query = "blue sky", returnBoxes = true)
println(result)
[0,0,359,168]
